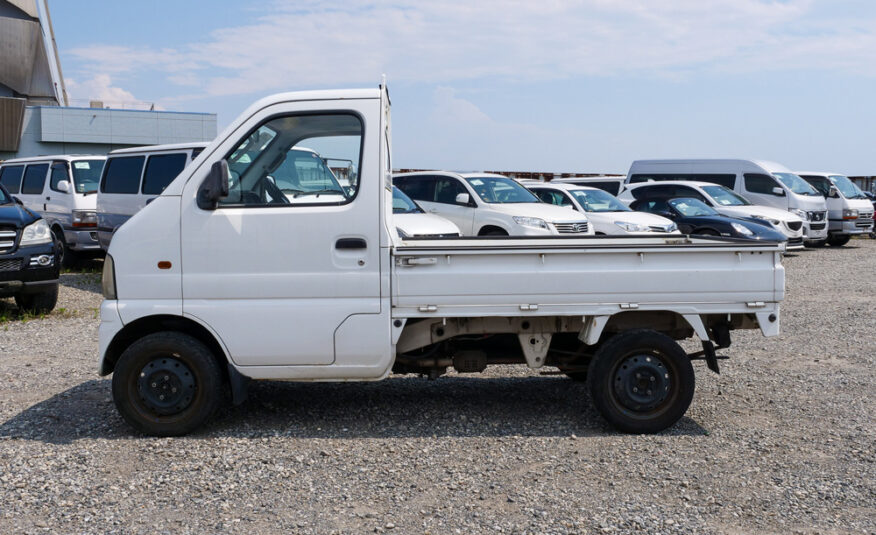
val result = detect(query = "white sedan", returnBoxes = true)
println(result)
[523,182,679,235]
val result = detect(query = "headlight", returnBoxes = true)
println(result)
[19,219,52,246]
[790,209,809,221]
[512,216,548,229]
[842,209,859,220]
[614,221,650,232]
[750,215,781,226]
[72,210,98,228]
[666,223,678,233]
[102,254,117,299]
[731,222,754,236]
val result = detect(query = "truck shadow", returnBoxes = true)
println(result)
[0,376,707,445]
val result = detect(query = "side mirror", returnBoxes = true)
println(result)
[197,160,230,210]
[56,180,71,193]
[828,185,839,198]
[771,187,785,196]
[657,210,673,218]
[12,196,22,205]
[455,192,471,206]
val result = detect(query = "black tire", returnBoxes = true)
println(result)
[14,285,59,314]
[806,239,826,248]
[51,227,76,268]
[480,228,508,237]
[694,229,719,237]
[564,371,588,382]
[826,234,851,247]
[587,329,695,434]
[112,332,224,436]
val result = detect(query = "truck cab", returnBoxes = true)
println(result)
[99,85,785,437]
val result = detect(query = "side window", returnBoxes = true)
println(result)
[142,153,188,195]
[0,166,24,194]
[50,163,69,192]
[102,156,145,194]
[221,113,362,207]
[433,177,467,205]
[21,164,49,194]
[674,186,706,202]
[744,173,780,195]
[190,148,204,160]
[395,177,434,202]
[534,190,557,204]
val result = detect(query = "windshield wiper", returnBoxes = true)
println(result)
[294,189,346,198]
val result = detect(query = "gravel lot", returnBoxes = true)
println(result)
[0,242,874,534]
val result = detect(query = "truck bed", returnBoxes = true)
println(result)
[392,235,784,320]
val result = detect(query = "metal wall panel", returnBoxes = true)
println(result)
[0,96,25,151]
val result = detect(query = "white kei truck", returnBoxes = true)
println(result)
[99,84,785,436]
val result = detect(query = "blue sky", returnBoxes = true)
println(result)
[49,0,876,175]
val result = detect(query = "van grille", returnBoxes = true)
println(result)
[786,221,802,231]
[0,258,21,272]
[553,222,589,234]
[0,227,17,252]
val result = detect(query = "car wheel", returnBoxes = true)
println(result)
[14,285,59,314]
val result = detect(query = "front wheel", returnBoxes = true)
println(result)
[112,332,224,436]
[588,329,695,434]
[826,234,851,247]
[14,285,58,314]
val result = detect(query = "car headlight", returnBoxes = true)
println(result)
[666,223,678,233]
[842,209,859,220]
[750,214,781,226]
[19,219,53,246]
[614,221,650,232]
[72,210,98,228]
[790,208,809,221]
[731,222,754,237]
[102,254,117,300]
[512,216,548,229]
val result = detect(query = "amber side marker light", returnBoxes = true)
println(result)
[157,261,172,270]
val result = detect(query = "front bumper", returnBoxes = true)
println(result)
[803,220,828,240]
[0,242,60,297]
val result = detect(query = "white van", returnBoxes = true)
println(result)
[548,176,627,196]
[0,155,106,264]
[97,142,208,250]
[393,171,593,236]
[626,160,828,245]
[616,181,805,249]
[796,172,874,247]
[521,181,679,235]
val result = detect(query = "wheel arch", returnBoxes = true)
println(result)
[477,224,508,236]
[588,310,705,345]
[101,314,230,377]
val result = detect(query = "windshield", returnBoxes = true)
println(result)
[71,160,105,194]
[702,185,751,206]
[829,175,867,199]
[669,197,718,217]
[392,186,423,214]
[569,189,630,212]
[773,172,819,196]
[802,176,831,197]
[465,176,539,203]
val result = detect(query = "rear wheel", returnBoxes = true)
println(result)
[588,329,695,434]
[112,332,224,436]
[826,234,851,247]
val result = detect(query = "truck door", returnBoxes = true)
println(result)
[180,98,385,367]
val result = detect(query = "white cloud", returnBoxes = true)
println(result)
[66,0,876,101]
[65,74,163,110]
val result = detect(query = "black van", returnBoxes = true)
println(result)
[0,184,60,313]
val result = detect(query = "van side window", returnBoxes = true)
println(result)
[142,153,188,195]
[629,174,735,188]
[21,164,49,194]
[395,176,435,202]
[50,163,69,192]
[102,156,146,194]
[744,173,780,195]
[221,113,362,207]
[0,166,24,194]
[433,177,467,205]
[583,181,621,195]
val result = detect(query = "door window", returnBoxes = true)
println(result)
[21,164,49,194]
[101,156,146,194]
[395,176,435,202]
[0,166,24,194]
[221,113,362,207]
[535,189,573,207]
[50,163,69,192]
[142,153,188,195]
[744,173,781,195]
[433,177,468,205]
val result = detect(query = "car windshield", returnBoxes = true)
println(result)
[392,186,423,214]
[669,197,718,217]
[71,160,105,194]
[702,185,751,206]
[773,172,819,196]
[465,176,539,203]
[569,189,630,212]
[829,175,867,199]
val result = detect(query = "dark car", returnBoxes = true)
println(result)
[0,184,60,313]
[630,197,787,242]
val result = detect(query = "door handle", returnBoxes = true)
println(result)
[45,196,50,201]
[335,238,367,250]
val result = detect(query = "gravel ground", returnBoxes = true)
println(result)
[0,242,874,534]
